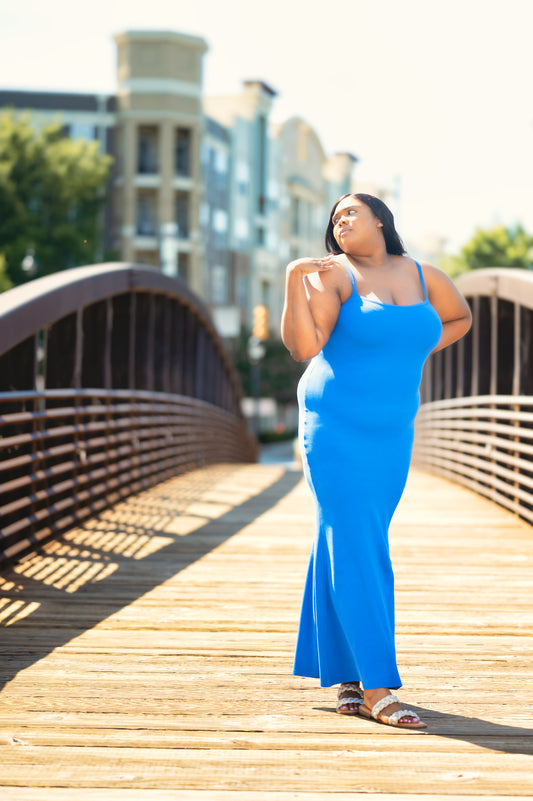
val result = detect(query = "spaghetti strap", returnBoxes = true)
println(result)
[339,254,357,291]
[414,261,428,301]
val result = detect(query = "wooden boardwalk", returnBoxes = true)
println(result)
[0,455,532,799]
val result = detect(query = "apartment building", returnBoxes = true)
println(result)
[204,82,357,333]
[113,30,207,296]
[0,29,357,338]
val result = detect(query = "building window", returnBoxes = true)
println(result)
[257,226,265,246]
[235,218,249,246]
[213,209,228,240]
[214,149,228,175]
[70,122,96,141]
[212,265,227,304]
[178,252,190,283]
[236,275,248,308]
[199,202,210,227]
[136,192,157,236]
[175,191,190,239]
[115,126,124,174]
[236,162,249,196]
[138,126,158,174]
[261,280,271,308]
[291,196,300,235]
[175,127,191,176]
[136,250,159,267]
[257,114,267,213]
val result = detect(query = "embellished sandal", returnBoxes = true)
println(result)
[336,682,364,715]
[358,693,427,729]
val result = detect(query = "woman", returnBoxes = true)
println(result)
[281,193,471,729]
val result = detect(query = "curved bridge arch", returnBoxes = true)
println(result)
[0,263,256,564]
[414,267,533,524]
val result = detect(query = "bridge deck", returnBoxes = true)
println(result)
[0,456,532,799]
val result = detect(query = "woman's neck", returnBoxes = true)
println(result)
[344,249,391,270]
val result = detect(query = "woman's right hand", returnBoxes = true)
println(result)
[281,254,343,361]
[286,254,337,278]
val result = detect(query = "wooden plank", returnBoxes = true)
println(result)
[0,463,532,796]
[0,792,527,801]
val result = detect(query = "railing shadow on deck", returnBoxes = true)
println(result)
[0,464,302,693]
[0,263,257,566]
[414,267,533,526]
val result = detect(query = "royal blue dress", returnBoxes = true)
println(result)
[294,258,442,689]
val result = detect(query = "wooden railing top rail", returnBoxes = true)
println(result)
[455,267,533,308]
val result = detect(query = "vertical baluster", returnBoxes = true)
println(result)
[512,301,521,509]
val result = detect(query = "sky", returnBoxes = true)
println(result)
[2,0,533,254]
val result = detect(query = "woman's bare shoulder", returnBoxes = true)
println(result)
[418,260,455,287]
[417,260,471,312]
[305,255,353,301]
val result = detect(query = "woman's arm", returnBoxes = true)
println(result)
[422,262,472,353]
[281,255,345,361]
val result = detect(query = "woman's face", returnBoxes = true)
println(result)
[331,196,381,251]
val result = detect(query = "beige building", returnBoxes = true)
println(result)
[113,30,207,296]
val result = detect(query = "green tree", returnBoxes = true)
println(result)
[0,112,112,285]
[450,224,533,274]
[235,329,305,406]
[0,253,13,292]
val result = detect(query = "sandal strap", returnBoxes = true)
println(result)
[371,693,400,719]
[388,708,420,726]
[336,682,363,711]
[338,682,362,695]
[336,696,363,710]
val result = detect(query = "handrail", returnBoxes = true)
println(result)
[413,267,533,525]
[0,263,256,564]
[455,267,533,308]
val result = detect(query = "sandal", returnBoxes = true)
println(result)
[358,693,427,729]
[336,682,364,715]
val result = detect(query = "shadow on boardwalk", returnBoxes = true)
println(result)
[0,464,301,693]
[0,460,532,795]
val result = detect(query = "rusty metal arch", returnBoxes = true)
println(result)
[0,263,256,565]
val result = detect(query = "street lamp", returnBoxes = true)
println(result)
[21,248,37,279]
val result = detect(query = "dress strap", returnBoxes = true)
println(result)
[414,261,428,301]
[339,254,357,291]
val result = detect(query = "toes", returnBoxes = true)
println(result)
[337,702,359,714]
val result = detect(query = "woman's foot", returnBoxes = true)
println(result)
[359,688,427,729]
[336,681,364,715]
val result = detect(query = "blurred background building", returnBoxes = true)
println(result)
[0,29,357,341]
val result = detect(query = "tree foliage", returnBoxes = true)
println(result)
[0,112,112,285]
[235,329,305,406]
[450,224,533,275]
[0,253,13,293]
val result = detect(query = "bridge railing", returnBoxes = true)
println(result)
[413,268,533,524]
[0,263,257,565]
